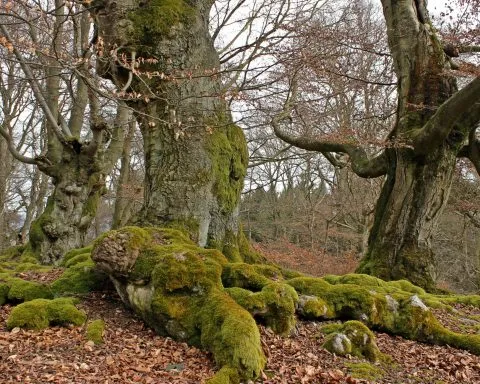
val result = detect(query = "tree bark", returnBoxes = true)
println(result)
[272,0,480,289]
[357,0,474,289]
[92,0,248,258]
[0,138,14,250]
[29,147,106,264]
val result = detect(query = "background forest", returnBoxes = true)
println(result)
[1,0,479,293]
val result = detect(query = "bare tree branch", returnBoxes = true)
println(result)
[412,76,480,154]
[0,24,72,141]
[0,125,37,165]
[272,78,388,178]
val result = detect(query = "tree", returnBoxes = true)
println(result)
[0,1,130,263]
[88,0,250,257]
[272,0,480,289]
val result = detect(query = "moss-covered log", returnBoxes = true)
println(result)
[88,226,480,383]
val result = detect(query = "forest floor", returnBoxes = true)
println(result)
[1,245,480,383]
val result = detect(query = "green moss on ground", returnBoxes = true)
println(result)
[0,245,25,261]
[206,365,239,384]
[322,320,381,361]
[62,246,92,266]
[7,278,53,302]
[6,297,86,330]
[89,226,480,383]
[50,260,107,296]
[86,319,105,344]
[344,362,385,381]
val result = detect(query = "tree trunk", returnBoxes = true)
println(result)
[93,0,248,258]
[0,138,13,250]
[29,148,105,264]
[358,145,457,289]
[357,0,465,290]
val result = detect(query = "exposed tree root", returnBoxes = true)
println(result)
[2,227,480,383]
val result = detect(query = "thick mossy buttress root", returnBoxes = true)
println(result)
[86,319,105,344]
[91,226,480,382]
[92,226,266,382]
[226,282,298,334]
[7,297,86,330]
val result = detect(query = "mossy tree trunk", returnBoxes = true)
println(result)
[273,0,480,289]
[356,0,477,290]
[92,0,248,257]
[0,3,131,263]
[30,150,104,264]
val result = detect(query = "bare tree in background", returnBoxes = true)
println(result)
[0,1,130,263]
[272,0,480,289]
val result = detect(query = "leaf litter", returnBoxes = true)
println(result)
[0,292,479,383]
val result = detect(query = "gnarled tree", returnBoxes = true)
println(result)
[0,1,129,263]
[88,0,249,257]
[273,0,480,290]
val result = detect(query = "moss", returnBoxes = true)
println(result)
[6,297,86,330]
[50,260,108,295]
[324,273,426,295]
[152,250,215,293]
[198,290,266,380]
[93,226,267,381]
[29,196,55,257]
[227,283,298,334]
[62,246,93,266]
[7,278,53,302]
[344,362,385,381]
[14,263,51,273]
[86,319,105,344]
[0,245,25,261]
[222,263,271,291]
[163,219,200,244]
[298,296,329,319]
[0,282,9,305]
[322,320,381,361]
[238,229,265,264]
[206,366,240,384]
[64,253,91,268]
[128,0,194,45]
[320,322,343,335]
[206,118,248,214]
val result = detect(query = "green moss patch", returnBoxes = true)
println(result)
[344,362,385,381]
[62,246,93,266]
[129,0,194,45]
[207,121,248,215]
[86,319,105,344]
[7,278,53,302]
[322,320,381,361]
[50,260,108,296]
[7,297,86,330]
[226,282,298,334]
[92,226,266,382]
[0,245,25,261]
